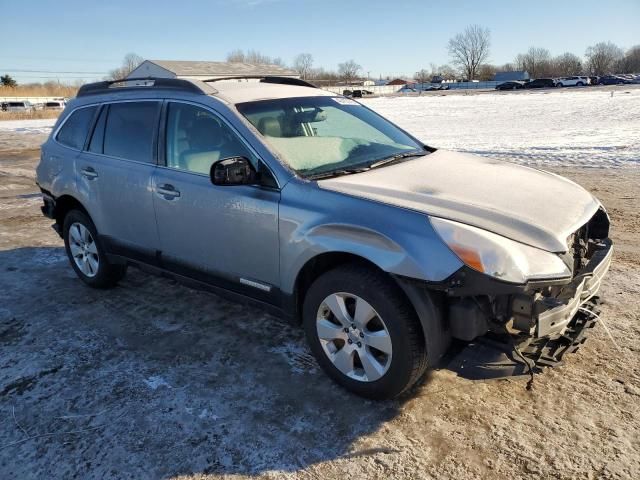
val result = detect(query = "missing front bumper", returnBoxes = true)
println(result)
[518,298,601,367]
[512,238,613,338]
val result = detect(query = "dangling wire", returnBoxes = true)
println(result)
[512,340,536,391]
[578,306,621,352]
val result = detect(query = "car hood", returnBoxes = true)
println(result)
[318,150,600,252]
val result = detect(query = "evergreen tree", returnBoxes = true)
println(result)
[1,75,17,87]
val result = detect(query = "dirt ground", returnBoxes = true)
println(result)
[1,136,639,479]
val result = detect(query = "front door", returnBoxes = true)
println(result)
[152,101,280,302]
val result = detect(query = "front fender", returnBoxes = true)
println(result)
[279,180,463,295]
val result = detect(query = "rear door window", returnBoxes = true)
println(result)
[103,101,160,163]
[56,106,98,150]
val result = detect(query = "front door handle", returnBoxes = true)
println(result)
[156,184,181,199]
[80,167,98,180]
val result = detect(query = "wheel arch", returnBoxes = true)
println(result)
[291,252,380,322]
[291,251,450,367]
[53,194,90,233]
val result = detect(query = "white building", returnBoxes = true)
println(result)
[127,59,299,81]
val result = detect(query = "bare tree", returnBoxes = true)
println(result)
[585,42,624,75]
[338,60,361,85]
[293,53,314,79]
[438,64,458,81]
[447,25,491,81]
[226,49,246,63]
[553,52,582,77]
[515,47,552,78]
[618,45,640,73]
[109,53,144,80]
[414,69,430,86]
[477,64,497,81]
[226,49,285,66]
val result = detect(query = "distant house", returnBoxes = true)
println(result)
[493,71,530,82]
[126,59,299,81]
[386,78,413,86]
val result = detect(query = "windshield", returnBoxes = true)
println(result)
[236,96,424,177]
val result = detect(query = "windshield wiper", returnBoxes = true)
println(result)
[306,166,371,180]
[368,151,429,169]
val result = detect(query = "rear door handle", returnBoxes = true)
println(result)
[80,167,98,179]
[156,184,181,199]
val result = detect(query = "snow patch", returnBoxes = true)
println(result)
[268,341,318,374]
[364,88,640,168]
[143,375,171,390]
[0,118,56,135]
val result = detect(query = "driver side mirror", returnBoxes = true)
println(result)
[210,156,257,186]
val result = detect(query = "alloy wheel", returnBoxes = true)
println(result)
[68,222,99,278]
[316,292,392,382]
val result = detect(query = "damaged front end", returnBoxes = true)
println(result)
[441,207,613,367]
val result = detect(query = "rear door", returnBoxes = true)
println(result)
[152,100,281,301]
[78,100,162,261]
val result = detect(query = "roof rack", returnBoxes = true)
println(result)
[202,76,318,89]
[76,77,217,97]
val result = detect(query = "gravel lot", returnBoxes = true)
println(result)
[1,90,639,479]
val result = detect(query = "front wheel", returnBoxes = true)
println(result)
[303,265,428,399]
[63,210,127,288]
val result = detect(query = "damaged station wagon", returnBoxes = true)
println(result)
[36,76,613,399]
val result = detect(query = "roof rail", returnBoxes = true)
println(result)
[202,76,318,89]
[76,77,217,97]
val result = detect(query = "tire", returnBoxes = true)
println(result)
[302,264,428,399]
[557,83,563,87]
[577,82,584,86]
[63,209,127,288]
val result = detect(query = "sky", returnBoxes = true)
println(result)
[1,0,639,84]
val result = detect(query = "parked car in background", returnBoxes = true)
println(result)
[36,76,613,399]
[524,78,556,89]
[45,100,66,110]
[598,75,631,85]
[2,101,35,112]
[589,76,599,86]
[495,81,524,91]
[349,90,374,98]
[556,76,589,87]
[398,87,417,93]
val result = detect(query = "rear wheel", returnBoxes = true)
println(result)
[557,83,563,87]
[63,210,126,288]
[303,265,428,399]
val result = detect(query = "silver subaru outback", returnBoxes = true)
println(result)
[36,76,613,399]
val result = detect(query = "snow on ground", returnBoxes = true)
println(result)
[364,88,640,168]
[0,118,55,135]
[1,88,639,168]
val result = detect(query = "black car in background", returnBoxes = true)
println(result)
[598,75,631,85]
[524,78,556,89]
[495,81,524,90]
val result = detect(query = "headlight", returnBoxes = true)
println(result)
[430,217,571,284]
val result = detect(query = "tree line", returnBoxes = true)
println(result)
[438,25,640,81]
[3,34,639,90]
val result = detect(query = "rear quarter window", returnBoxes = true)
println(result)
[56,106,98,150]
